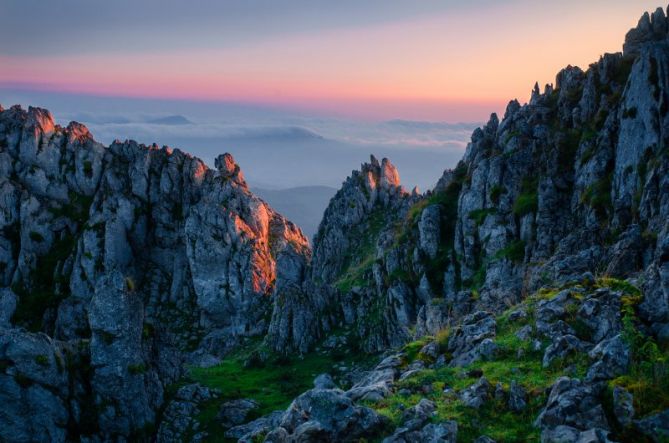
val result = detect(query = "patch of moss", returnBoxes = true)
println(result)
[513,177,538,217]
[489,185,504,205]
[581,173,613,219]
[468,208,497,226]
[11,231,77,332]
[494,240,526,263]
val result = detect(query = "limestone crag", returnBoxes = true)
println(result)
[0,106,308,440]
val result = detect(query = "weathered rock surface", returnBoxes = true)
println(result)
[535,377,609,433]
[265,388,389,442]
[5,3,669,441]
[0,105,309,439]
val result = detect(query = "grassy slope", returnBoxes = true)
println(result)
[186,343,373,442]
[183,278,667,443]
[365,278,668,442]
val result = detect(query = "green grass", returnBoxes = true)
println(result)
[366,278,660,442]
[369,309,566,442]
[604,277,669,418]
[188,344,370,442]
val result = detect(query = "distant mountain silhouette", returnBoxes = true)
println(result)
[144,115,193,125]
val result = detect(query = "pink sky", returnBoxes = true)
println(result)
[0,1,662,120]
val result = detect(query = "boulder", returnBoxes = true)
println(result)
[585,335,630,382]
[448,311,497,367]
[460,377,491,409]
[508,381,527,412]
[272,388,388,442]
[216,398,259,428]
[612,387,634,428]
[635,408,669,443]
[535,377,609,432]
[314,373,337,389]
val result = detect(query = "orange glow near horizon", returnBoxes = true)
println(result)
[0,1,662,120]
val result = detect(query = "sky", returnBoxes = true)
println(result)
[0,0,662,121]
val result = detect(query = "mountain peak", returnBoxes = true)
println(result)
[362,154,402,191]
[215,152,246,186]
[624,5,669,57]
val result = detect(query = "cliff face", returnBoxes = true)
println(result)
[0,105,308,440]
[265,6,669,356]
[3,5,669,442]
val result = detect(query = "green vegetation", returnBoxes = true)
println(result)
[513,177,538,217]
[34,355,49,366]
[367,291,589,442]
[334,207,387,292]
[125,276,136,292]
[365,277,666,442]
[489,185,504,204]
[604,278,669,419]
[581,173,613,219]
[11,231,77,332]
[494,240,526,263]
[188,343,370,442]
[468,208,497,226]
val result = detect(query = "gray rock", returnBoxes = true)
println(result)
[516,325,533,341]
[384,421,457,443]
[157,384,219,443]
[0,288,16,327]
[541,426,615,443]
[273,388,388,442]
[612,387,634,428]
[419,341,440,360]
[216,398,259,428]
[346,368,396,402]
[535,377,609,431]
[448,311,497,367]
[585,334,630,382]
[314,373,337,389]
[460,377,491,409]
[508,381,527,412]
[634,408,669,443]
[419,205,441,260]
[543,335,592,368]
[226,411,283,442]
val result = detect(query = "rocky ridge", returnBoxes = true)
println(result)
[2,4,669,443]
[0,105,308,441]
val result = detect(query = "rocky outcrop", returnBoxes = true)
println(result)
[264,388,388,442]
[0,105,309,439]
[5,4,669,441]
[265,155,415,353]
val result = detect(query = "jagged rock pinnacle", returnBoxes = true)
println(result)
[215,152,246,185]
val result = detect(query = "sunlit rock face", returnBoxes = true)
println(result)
[266,4,669,358]
[0,105,309,440]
